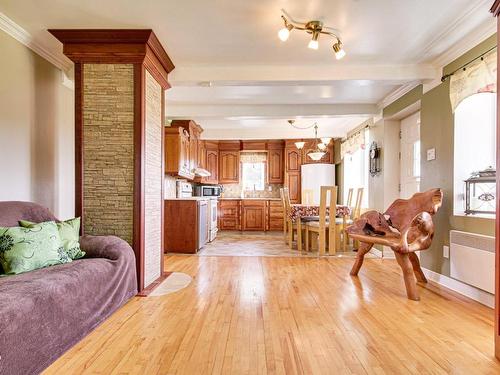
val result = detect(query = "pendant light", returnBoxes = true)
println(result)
[307,124,326,161]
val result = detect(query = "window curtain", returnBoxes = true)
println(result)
[449,50,497,112]
[240,152,267,163]
[340,129,366,159]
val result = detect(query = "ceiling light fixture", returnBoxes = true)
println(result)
[287,120,327,161]
[278,9,346,59]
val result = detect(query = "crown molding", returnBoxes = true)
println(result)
[0,12,72,71]
[430,16,496,69]
[377,81,421,110]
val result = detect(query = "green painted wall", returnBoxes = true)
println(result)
[387,35,497,277]
[383,85,423,118]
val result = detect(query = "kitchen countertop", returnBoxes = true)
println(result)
[164,197,211,201]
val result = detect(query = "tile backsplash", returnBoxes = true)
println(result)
[221,183,283,199]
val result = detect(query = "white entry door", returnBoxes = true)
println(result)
[400,112,421,199]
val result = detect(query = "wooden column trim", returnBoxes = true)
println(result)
[49,29,174,293]
[74,63,84,235]
[492,1,500,359]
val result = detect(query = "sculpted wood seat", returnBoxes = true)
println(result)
[346,188,443,301]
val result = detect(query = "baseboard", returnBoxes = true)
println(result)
[422,267,494,308]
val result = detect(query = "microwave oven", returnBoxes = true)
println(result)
[194,185,222,197]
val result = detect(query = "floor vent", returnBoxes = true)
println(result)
[450,230,495,294]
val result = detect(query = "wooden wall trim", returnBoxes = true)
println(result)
[48,29,175,73]
[74,63,84,235]
[495,10,500,360]
[133,63,146,292]
[491,0,500,16]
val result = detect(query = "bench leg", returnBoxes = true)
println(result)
[350,242,373,276]
[408,252,427,283]
[395,252,420,301]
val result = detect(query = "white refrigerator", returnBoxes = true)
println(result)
[300,164,336,205]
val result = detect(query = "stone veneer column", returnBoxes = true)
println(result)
[49,30,174,293]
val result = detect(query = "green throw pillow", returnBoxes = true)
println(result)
[0,221,71,275]
[19,217,85,260]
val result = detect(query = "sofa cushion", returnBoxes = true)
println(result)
[20,217,85,260]
[0,221,71,275]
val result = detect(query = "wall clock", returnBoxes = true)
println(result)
[369,141,381,177]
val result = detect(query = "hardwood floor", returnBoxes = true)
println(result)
[44,252,499,374]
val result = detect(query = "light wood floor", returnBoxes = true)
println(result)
[44,253,499,374]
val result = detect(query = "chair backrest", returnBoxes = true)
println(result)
[301,189,314,205]
[353,188,364,219]
[280,187,291,215]
[346,188,354,207]
[319,186,338,228]
[384,188,443,231]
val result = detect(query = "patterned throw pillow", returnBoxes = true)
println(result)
[0,221,71,275]
[19,217,85,260]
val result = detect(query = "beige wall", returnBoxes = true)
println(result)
[0,30,74,219]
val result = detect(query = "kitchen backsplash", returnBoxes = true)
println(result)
[164,175,179,198]
[221,183,283,199]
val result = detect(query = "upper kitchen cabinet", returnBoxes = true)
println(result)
[200,141,219,184]
[285,143,302,172]
[219,141,241,184]
[165,126,193,180]
[267,141,284,184]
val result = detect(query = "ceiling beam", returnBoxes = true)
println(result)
[169,64,439,86]
[167,103,379,119]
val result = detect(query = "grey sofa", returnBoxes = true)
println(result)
[0,201,137,375]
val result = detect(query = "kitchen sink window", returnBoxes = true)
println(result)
[241,152,267,191]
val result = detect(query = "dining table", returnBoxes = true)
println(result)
[288,204,351,222]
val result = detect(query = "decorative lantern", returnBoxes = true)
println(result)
[464,166,496,215]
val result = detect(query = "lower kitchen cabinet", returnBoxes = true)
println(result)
[219,199,284,232]
[268,200,284,231]
[219,200,241,230]
[241,200,267,231]
[164,199,209,253]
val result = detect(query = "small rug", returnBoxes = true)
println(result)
[149,272,192,297]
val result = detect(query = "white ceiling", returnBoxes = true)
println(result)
[0,0,495,139]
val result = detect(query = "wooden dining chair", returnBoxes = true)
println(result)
[301,189,314,205]
[342,187,364,250]
[346,188,354,208]
[305,186,337,255]
[280,187,304,251]
[280,187,288,241]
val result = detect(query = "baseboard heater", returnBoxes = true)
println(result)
[450,230,495,294]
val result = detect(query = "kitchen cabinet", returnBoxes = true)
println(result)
[268,200,284,231]
[164,199,208,253]
[219,150,240,184]
[165,126,193,180]
[198,141,219,184]
[285,147,302,172]
[219,200,241,230]
[285,144,302,203]
[267,143,284,184]
[241,200,267,231]
[218,199,283,232]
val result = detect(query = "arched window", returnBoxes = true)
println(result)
[453,93,496,216]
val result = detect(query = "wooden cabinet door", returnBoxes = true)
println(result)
[219,151,240,183]
[179,131,190,175]
[268,148,284,184]
[285,148,302,172]
[286,171,301,203]
[205,149,219,184]
[242,203,266,231]
[219,200,240,230]
[268,200,284,231]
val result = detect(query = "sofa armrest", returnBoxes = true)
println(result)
[80,235,136,263]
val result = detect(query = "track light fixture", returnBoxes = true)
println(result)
[278,9,346,59]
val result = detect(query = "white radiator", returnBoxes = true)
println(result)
[450,230,495,294]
